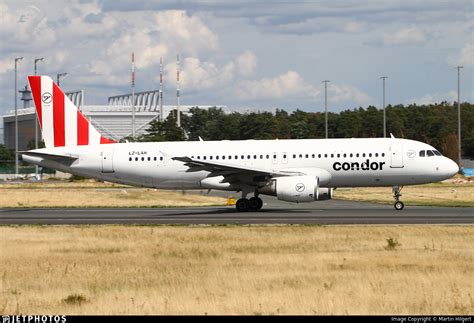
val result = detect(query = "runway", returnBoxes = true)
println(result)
[0,199,472,225]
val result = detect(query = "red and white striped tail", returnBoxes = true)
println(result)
[28,76,116,148]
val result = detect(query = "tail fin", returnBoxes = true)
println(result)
[27,75,116,148]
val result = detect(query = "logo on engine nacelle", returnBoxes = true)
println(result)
[295,183,305,192]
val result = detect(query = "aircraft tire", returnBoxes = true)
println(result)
[248,197,263,211]
[236,198,250,212]
[394,201,404,210]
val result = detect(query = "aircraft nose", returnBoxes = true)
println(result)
[444,158,459,177]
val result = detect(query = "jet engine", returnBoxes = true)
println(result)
[259,176,334,203]
[316,187,333,200]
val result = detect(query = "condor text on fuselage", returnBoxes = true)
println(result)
[333,159,386,171]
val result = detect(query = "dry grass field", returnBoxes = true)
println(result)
[0,179,472,208]
[335,182,474,207]
[0,181,225,208]
[0,225,472,315]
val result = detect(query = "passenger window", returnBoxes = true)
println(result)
[160,157,163,161]
[375,153,378,157]
[299,154,302,158]
[350,153,353,157]
[147,157,151,161]
[324,154,328,158]
[343,154,346,158]
[382,153,385,157]
[419,151,425,157]
[312,154,315,158]
[141,157,145,161]
[369,153,372,157]
[273,154,277,159]
[356,153,359,158]
[318,154,321,158]
[154,157,157,161]
[305,154,308,158]
[267,155,270,159]
[222,156,225,160]
[129,157,132,162]
[362,153,366,157]
[216,156,219,160]
[247,155,251,159]
[204,156,207,160]
[331,154,334,158]
[427,150,434,157]
[241,155,244,159]
[260,155,263,159]
[293,154,296,158]
[210,156,213,160]
[337,154,340,158]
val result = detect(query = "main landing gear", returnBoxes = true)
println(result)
[235,192,263,212]
[392,186,404,210]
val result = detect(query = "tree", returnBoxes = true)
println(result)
[138,114,186,142]
[0,144,14,166]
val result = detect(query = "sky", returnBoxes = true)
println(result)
[0,0,473,118]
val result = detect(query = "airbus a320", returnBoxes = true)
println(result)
[22,76,459,211]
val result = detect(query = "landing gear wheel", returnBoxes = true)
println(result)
[248,197,263,211]
[392,186,404,211]
[236,198,250,212]
[394,201,404,210]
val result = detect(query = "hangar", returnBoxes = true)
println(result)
[2,87,225,150]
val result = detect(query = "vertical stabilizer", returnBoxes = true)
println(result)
[28,76,116,148]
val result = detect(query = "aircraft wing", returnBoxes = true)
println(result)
[172,156,304,185]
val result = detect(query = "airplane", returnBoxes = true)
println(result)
[21,76,459,211]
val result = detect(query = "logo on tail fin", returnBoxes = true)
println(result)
[28,76,116,149]
[42,92,52,104]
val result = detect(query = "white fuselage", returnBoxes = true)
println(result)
[23,138,459,193]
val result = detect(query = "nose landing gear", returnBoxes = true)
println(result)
[392,186,404,210]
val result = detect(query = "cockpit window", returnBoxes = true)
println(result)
[426,150,434,157]
[433,150,441,156]
[419,150,425,157]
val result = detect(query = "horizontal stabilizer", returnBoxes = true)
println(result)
[20,151,78,166]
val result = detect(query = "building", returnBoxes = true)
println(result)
[2,88,225,150]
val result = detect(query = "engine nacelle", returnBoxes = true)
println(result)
[275,175,319,203]
[258,176,334,203]
[316,187,333,200]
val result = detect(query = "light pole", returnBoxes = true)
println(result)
[34,58,43,179]
[131,52,135,139]
[57,72,67,87]
[14,57,23,178]
[380,76,388,138]
[322,80,330,139]
[456,66,463,168]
